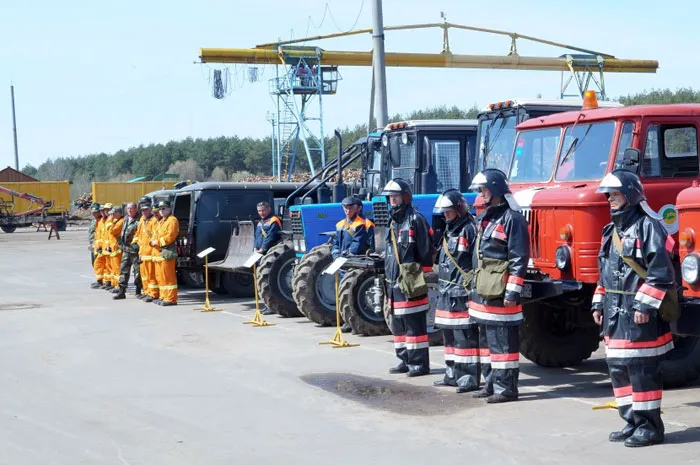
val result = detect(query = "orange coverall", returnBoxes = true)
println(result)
[109,217,125,288]
[134,215,159,298]
[153,215,179,303]
[92,217,107,284]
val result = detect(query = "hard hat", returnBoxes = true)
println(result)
[112,206,123,214]
[157,200,171,209]
[596,169,646,206]
[433,189,468,216]
[469,169,511,197]
[103,202,114,209]
[380,178,413,203]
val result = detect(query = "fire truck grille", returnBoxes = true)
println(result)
[524,208,541,259]
[372,201,389,227]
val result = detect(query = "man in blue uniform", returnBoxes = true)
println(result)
[254,201,282,315]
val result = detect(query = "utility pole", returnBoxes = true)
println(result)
[371,0,388,129]
[10,85,19,170]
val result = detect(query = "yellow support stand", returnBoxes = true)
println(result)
[197,254,220,312]
[244,263,275,327]
[592,401,618,410]
[320,272,358,349]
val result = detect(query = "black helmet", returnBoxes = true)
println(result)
[381,178,413,203]
[469,169,511,197]
[596,169,645,206]
[341,196,362,207]
[433,189,468,216]
[157,200,172,209]
[138,196,152,206]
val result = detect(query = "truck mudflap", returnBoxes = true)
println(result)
[674,299,700,337]
[208,221,255,274]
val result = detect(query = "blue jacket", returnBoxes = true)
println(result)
[254,215,282,253]
[331,215,374,259]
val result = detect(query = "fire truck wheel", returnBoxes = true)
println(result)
[519,297,601,367]
[1,225,16,233]
[256,242,303,318]
[661,335,700,388]
[222,271,255,298]
[338,268,390,336]
[383,286,443,346]
[292,245,337,326]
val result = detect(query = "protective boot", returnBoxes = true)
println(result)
[486,393,518,404]
[90,281,102,289]
[609,425,636,442]
[143,296,153,303]
[472,389,492,398]
[433,378,457,387]
[407,367,430,378]
[160,301,177,307]
[389,363,409,374]
[111,288,120,294]
[624,434,664,448]
[113,290,126,300]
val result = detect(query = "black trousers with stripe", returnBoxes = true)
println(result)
[442,326,491,390]
[483,324,519,398]
[609,360,664,439]
[391,311,430,371]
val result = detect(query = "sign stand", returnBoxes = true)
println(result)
[243,253,274,327]
[319,258,358,349]
[196,247,219,312]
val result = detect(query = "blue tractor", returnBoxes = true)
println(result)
[290,120,479,338]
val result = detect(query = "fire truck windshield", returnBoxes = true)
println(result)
[477,113,517,174]
[555,121,616,181]
[509,127,561,183]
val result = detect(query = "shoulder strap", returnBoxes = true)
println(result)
[389,222,401,266]
[612,229,648,279]
[442,235,472,286]
[475,227,483,270]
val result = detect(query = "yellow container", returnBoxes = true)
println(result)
[91,182,177,206]
[0,181,71,215]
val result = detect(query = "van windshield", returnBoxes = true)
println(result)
[555,121,616,181]
[509,127,561,183]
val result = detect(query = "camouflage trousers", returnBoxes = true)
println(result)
[118,251,142,293]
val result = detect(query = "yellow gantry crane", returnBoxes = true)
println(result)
[199,21,658,179]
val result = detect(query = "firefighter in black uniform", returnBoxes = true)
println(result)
[468,169,529,403]
[593,169,675,447]
[382,179,435,377]
[432,189,486,393]
[254,201,282,315]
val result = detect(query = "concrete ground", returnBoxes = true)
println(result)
[0,228,699,465]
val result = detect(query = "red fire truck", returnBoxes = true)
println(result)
[496,92,700,386]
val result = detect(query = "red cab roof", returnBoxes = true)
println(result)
[517,104,700,130]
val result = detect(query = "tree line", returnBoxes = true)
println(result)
[20,88,700,196]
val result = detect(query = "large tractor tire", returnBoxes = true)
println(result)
[179,270,205,289]
[211,272,229,295]
[519,291,601,367]
[383,279,444,346]
[292,245,337,326]
[338,268,390,336]
[223,271,255,298]
[256,242,302,317]
[661,335,700,388]
[1,225,16,234]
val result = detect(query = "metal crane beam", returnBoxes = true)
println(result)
[199,47,658,73]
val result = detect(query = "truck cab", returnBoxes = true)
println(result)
[501,95,700,379]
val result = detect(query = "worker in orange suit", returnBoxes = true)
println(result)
[150,200,179,306]
[100,203,115,290]
[108,206,125,292]
[91,203,108,289]
[133,197,156,302]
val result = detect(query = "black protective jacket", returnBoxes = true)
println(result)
[468,201,530,326]
[384,205,435,315]
[435,214,477,328]
[592,206,675,362]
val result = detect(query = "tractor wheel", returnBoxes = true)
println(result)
[292,245,337,326]
[179,270,205,289]
[519,291,601,367]
[1,225,16,233]
[223,271,255,298]
[383,280,444,346]
[256,242,302,317]
[338,268,390,336]
[210,271,229,295]
[661,335,700,388]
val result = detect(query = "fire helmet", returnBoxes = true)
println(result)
[469,169,511,197]
[433,189,468,216]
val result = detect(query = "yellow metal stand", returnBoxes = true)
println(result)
[592,401,618,410]
[244,263,275,327]
[197,255,220,312]
[320,272,358,349]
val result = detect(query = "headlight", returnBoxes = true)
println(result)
[381,134,389,147]
[299,239,306,253]
[401,132,409,145]
[293,239,300,252]
[682,254,700,284]
[555,245,571,271]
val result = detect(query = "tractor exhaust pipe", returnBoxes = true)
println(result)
[333,129,347,202]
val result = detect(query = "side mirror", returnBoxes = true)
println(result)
[619,147,641,172]
[389,136,401,168]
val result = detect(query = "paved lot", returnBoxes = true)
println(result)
[0,229,699,464]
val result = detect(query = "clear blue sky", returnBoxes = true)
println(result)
[0,0,696,169]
